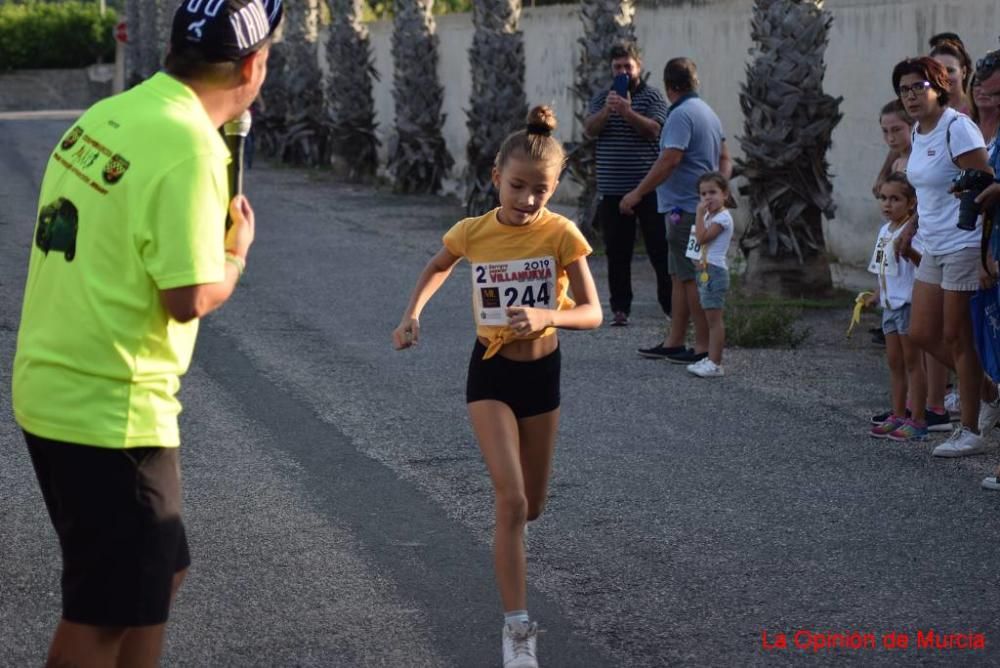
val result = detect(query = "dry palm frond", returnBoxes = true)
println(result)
[464,0,526,216]
[567,0,636,234]
[324,0,381,180]
[388,0,453,194]
[736,0,842,292]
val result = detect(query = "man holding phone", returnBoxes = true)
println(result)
[583,42,670,327]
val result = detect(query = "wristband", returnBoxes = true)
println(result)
[225,252,245,278]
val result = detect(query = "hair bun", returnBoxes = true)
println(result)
[525,105,557,137]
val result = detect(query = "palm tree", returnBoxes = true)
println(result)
[736,0,843,295]
[464,0,526,215]
[387,0,453,194]
[124,0,142,85]
[324,0,380,180]
[137,0,159,79]
[275,0,329,166]
[568,0,636,234]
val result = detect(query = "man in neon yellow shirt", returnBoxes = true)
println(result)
[11,1,283,664]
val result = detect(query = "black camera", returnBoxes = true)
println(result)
[953,169,995,231]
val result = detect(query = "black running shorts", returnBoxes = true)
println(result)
[466,339,561,418]
[24,431,190,627]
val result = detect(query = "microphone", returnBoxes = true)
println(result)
[223,110,252,230]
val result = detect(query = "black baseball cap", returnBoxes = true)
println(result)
[170,0,284,63]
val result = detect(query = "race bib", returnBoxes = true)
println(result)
[684,228,702,261]
[472,256,556,326]
[867,234,899,277]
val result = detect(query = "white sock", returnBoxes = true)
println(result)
[504,610,530,627]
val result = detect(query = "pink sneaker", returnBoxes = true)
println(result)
[869,416,904,439]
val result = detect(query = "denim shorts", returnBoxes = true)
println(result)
[697,263,729,309]
[882,303,911,336]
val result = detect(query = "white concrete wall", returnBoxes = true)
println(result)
[338,0,1000,287]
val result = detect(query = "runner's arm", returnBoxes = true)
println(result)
[393,246,462,349]
[551,257,602,330]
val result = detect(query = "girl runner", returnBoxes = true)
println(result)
[392,106,602,667]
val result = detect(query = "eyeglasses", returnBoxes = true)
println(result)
[898,81,932,98]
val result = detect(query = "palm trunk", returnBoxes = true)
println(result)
[277,0,329,166]
[388,0,453,194]
[736,0,842,296]
[325,0,380,180]
[123,0,142,86]
[465,0,526,215]
[569,0,636,235]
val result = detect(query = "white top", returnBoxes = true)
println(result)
[685,209,734,269]
[906,108,986,255]
[868,221,922,310]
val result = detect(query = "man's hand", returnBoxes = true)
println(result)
[225,194,255,260]
[619,189,641,215]
[975,182,1000,212]
[607,91,631,116]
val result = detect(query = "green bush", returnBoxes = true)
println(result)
[725,303,811,349]
[0,2,118,71]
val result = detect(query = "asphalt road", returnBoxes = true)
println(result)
[1,113,999,667]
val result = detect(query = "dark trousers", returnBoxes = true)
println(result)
[598,192,672,315]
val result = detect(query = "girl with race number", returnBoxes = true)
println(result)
[685,171,735,378]
[392,106,602,668]
[865,174,928,442]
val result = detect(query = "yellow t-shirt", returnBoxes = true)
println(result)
[12,73,230,448]
[443,207,592,358]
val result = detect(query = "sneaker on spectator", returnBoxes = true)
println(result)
[871,408,910,425]
[687,358,724,377]
[637,343,686,360]
[979,398,1000,433]
[611,311,629,327]
[502,621,539,668]
[869,416,905,439]
[887,419,929,442]
[932,426,990,457]
[667,349,707,365]
[944,390,961,419]
[981,476,1000,491]
[925,408,952,432]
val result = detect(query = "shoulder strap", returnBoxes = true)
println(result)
[945,113,961,165]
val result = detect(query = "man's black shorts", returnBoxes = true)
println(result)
[24,431,190,627]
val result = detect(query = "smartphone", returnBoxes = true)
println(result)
[613,73,629,97]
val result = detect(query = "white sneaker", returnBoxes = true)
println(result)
[502,621,538,668]
[944,390,961,419]
[979,399,1000,433]
[932,426,991,457]
[981,476,1000,491]
[687,358,724,378]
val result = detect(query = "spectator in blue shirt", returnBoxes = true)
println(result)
[620,58,732,362]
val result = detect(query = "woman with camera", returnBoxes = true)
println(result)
[893,56,993,458]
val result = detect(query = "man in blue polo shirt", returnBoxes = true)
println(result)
[583,42,671,327]
[620,57,732,362]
